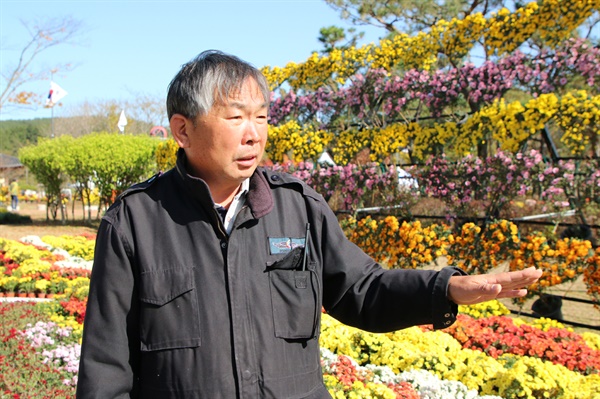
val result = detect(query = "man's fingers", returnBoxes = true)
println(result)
[448,268,542,305]
[490,267,543,290]
[495,288,528,299]
[484,283,502,296]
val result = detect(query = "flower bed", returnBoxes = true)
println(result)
[1,234,599,398]
[320,312,600,399]
[440,315,600,374]
[0,302,78,398]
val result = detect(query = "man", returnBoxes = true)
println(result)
[9,179,19,211]
[76,50,542,399]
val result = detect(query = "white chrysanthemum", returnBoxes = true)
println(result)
[19,235,52,250]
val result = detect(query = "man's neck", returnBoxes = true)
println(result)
[212,183,242,209]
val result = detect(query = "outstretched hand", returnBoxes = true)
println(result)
[447,267,543,305]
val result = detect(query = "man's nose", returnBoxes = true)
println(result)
[243,121,261,143]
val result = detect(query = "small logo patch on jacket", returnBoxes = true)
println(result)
[269,237,305,254]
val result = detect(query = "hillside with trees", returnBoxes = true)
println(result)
[0,119,51,156]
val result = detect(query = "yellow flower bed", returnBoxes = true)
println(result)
[458,300,511,319]
[0,238,53,263]
[320,313,600,399]
[40,235,95,261]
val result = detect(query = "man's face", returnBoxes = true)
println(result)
[180,78,268,192]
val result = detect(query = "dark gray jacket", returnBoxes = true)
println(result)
[76,151,463,399]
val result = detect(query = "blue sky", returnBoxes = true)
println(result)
[0,0,383,121]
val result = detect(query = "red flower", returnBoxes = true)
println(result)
[59,298,88,324]
[445,314,600,374]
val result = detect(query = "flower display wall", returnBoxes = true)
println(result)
[258,0,600,163]
[266,88,600,163]
[262,1,598,90]
[341,215,600,303]
[271,150,600,222]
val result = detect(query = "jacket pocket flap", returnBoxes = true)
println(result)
[139,267,195,306]
[266,246,304,271]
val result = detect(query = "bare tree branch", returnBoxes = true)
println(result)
[1,16,84,112]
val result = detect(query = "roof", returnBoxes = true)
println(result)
[0,153,23,169]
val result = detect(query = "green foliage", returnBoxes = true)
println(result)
[19,136,73,218]
[0,208,32,224]
[318,25,364,54]
[17,133,160,220]
[62,134,98,221]
[80,133,159,209]
[0,119,50,155]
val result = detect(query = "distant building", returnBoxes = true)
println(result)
[0,153,23,170]
[0,153,24,186]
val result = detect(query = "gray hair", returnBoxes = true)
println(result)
[166,50,270,120]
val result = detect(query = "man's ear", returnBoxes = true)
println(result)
[170,114,192,148]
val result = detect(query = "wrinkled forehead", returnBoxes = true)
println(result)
[213,77,268,107]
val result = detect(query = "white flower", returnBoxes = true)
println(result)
[19,235,52,250]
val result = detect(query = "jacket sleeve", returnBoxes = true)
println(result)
[318,204,466,332]
[76,218,140,398]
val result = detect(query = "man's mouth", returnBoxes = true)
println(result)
[236,155,257,167]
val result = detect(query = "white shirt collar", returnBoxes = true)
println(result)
[217,178,249,234]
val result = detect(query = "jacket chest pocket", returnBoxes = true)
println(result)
[267,247,320,340]
[138,266,201,351]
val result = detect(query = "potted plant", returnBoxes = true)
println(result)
[17,278,36,298]
[52,278,69,296]
[2,276,18,297]
[531,293,563,320]
[47,280,61,298]
[0,277,6,297]
[35,279,50,298]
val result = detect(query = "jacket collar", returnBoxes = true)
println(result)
[175,148,273,219]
